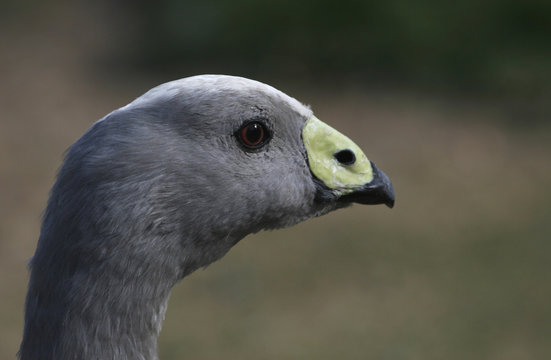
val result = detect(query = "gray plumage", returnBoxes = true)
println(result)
[19,75,394,360]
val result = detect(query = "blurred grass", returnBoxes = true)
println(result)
[1,3,551,360]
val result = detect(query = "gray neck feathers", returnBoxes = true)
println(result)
[19,175,181,360]
[18,119,239,360]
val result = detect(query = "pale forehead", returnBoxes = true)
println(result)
[128,75,313,118]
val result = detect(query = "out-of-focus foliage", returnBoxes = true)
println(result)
[128,0,551,94]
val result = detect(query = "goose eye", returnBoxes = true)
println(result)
[237,121,269,149]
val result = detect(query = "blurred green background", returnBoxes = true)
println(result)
[1,1,550,359]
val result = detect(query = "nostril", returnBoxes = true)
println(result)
[334,149,356,165]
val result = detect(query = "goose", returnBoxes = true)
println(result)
[19,75,394,360]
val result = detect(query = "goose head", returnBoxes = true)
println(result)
[19,75,394,360]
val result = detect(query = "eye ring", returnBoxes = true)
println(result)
[236,121,271,150]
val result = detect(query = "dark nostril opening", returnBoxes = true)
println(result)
[334,149,356,165]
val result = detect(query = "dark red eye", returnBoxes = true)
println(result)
[237,121,269,149]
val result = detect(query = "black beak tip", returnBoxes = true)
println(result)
[371,161,395,209]
[382,173,395,208]
[339,161,395,208]
[385,189,395,209]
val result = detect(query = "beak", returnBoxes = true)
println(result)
[302,116,395,208]
[340,162,395,208]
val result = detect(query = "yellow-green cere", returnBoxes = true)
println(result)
[302,116,374,195]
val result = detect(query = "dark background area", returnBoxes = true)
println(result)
[3,0,550,115]
[1,1,550,359]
